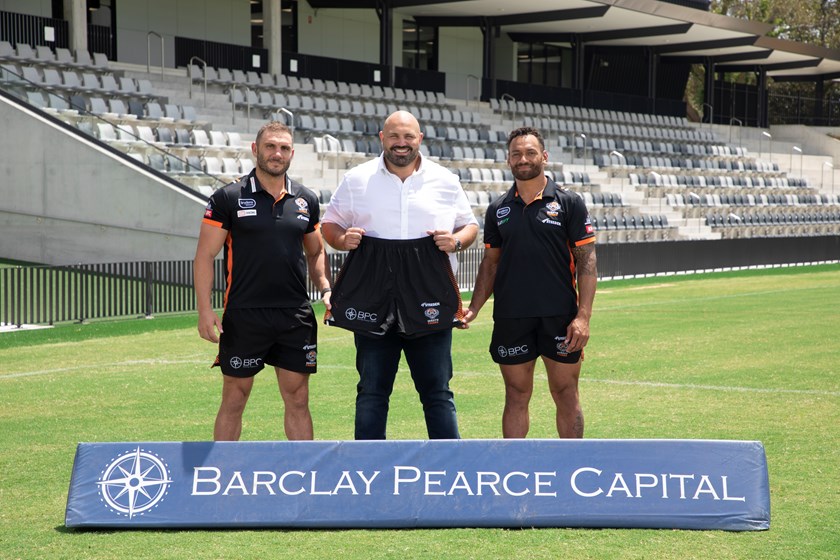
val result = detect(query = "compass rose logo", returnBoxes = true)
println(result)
[98,447,172,519]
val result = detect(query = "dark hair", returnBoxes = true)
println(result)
[506,127,545,151]
[256,120,294,144]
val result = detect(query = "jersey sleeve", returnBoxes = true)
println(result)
[305,190,320,234]
[202,189,231,230]
[483,201,502,248]
[566,194,596,246]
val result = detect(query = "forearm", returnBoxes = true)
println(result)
[573,244,597,320]
[193,256,217,314]
[454,223,479,250]
[306,250,331,292]
[321,222,346,251]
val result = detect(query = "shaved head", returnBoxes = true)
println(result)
[382,110,421,135]
[380,111,423,172]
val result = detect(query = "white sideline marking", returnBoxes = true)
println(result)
[0,322,52,333]
[2,361,838,397]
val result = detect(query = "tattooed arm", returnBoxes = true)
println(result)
[566,243,597,353]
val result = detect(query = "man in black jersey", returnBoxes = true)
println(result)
[464,127,597,439]
[194,121,331,441]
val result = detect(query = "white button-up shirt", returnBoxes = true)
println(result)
[323,153,477,268]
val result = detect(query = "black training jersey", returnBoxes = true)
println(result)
[483,178,595,319]
[202,170,320,309]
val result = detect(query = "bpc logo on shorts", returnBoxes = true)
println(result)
[498,345,528,358]
[230,356,262,369]
[346,308,378,323]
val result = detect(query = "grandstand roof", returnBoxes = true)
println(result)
[309,0,840,81]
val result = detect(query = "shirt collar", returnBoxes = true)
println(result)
[505,176,560,204]
[248,170,296,196]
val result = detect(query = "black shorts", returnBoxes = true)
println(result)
[213,306,318,377]
[490,316,582,365]
[325,236,464,338]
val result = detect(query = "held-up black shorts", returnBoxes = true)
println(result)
[325,236,464,338]
[213,305,318,377]
[490,315,582,365]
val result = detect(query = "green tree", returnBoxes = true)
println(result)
[685,0,840,124]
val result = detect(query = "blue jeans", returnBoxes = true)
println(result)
[354,329,460,440]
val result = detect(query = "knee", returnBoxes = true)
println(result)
[282,384,309,409]
[504,384,533,405]
[220,391,249,415]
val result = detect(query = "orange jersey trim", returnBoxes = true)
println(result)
[203,217,224,228]
[574,236,596,247]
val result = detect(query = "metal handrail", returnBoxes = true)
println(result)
[729,117,742,149]
[321,134,342,186]
[500,93,516,123]
[189,56,208,106]
[702,102,713,129]
[147,31,164,79]
[274,107,294,132]
[231,84,252,131]
[466,74,480,107]
[610,150,626,190]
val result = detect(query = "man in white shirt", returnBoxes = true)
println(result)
[322,110,478,440]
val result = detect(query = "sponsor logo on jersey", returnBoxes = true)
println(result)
[295,198,309,214]
[424,308,440,324]
[204,203,213,218]
[496,206,511,219]
[237,209,257,218]
[239,199,257,209]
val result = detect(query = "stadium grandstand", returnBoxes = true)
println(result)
[1,0,839,275]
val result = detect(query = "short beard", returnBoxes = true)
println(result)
[512,164,543,181]
[257,154,289,177]
[383,147,418,168]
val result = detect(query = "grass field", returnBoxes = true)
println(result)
[1,265,838,559]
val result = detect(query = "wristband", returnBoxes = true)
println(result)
[320,288,332,298]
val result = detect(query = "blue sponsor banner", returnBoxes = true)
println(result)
[65,439,770,530]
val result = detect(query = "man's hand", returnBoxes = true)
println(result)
[197,309,223,343]
[427,229,458,253]
[564,316,590,353]
[343,227,366,250]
